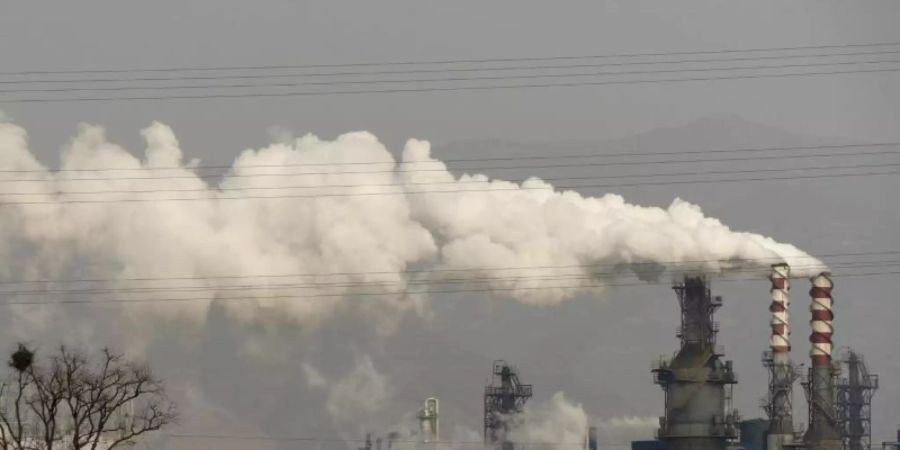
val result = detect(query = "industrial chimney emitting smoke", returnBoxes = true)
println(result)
[763,264,797,450]
[803,272,842,450]
[653,276,738,450]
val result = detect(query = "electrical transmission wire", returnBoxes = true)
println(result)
[0,141,895,174]
[0,259,894,298]
[1,250,893,286]
[4,161,897,197]
[5,40,900,76]
[5,48,900,87]
[2,269,897,307]
[3,57,900,95]
[2,66,899,104]
[165,432,599,447]
[0,169,896,205]
[1,147,898,183]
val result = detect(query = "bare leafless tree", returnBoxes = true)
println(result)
[0,345,178,450]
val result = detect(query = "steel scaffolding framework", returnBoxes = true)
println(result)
[836,349,879,450]
[484,360,532,450]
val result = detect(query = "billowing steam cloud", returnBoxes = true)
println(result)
[303,355,392,423]
[507,392,657,450]
[507,392,588,450]
[0,120,824,325]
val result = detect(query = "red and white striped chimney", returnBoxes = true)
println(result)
[769,264,791,355]
[809,272,834,367]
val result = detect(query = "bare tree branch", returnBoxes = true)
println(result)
[0,344,177,450]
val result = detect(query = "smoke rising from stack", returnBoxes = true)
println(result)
[303,355,392,423]
[507,393,657,450]
[0,119,825,328]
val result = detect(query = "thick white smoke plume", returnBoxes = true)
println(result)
[303,355,392,423]
[507,392,588,450]
[0,120,824,326]
[507,392,657,450]
[594,416,660,447]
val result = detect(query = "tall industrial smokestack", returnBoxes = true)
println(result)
[764,264,796,450]
[810,273,835,368]
[804,272,841,450]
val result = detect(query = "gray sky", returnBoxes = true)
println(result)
[1,1,899,449]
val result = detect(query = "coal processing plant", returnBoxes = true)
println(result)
[363,267,895,450]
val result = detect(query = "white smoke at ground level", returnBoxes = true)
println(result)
[507,392,589,450]
[303,355,392,424]
[594,416,659,448]
[507,393,657,450]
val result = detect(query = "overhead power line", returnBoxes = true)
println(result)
[167,432,598,446]
[2,66,899,104]
[0,141,896,175]
[166,432,617,446]
[3,269,897,307]
[3,161,898,196]
[4,40,900,76]
[1,147,898,183]
[0,169,897,205]
[2,250,891,286]
[0,260,893,298]
[4,48,900,86]
[3,57,900,95]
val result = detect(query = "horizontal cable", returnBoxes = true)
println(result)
[166,432,600,446]
[1,250,889,286]
[2,269,896,306]
[4,161,898,196]
[2,148,898,183]
[0,169,897,205]
[0,142,896,174]
[5,48,900,86]
[0,260,891,298]
[4,58,900,95]
[6,40,900,76]
[6,48,900,88]
[2,66,899,104]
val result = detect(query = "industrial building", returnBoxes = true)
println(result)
[647,268,882,450]
[484,360,533,450]
[376,266,891,450]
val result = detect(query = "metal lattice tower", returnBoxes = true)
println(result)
[484,360,533,450]
[652,276,739,450]
[836,349,879,450]
[762,351,801,433]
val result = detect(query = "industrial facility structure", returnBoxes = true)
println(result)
[652,276,739,450]
[835,349,878,450]
[417,397,440,449]
[484,360,533,450]
[647,268,882,450]
[375,265,888,450]
[762,264,800,450]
